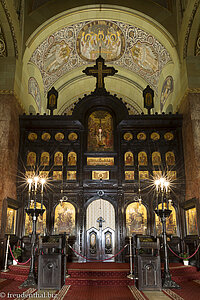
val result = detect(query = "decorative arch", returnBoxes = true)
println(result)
[126,202,147,235]
[22,5,179,115]
[54,202,75,235]
[86,199,115,231]
[155,203,177,236]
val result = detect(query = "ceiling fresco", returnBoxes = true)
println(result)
[60,92,142,116]
[29,20,172,92]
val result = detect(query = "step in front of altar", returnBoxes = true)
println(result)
[66,266,132,286]
[1,263,200,286]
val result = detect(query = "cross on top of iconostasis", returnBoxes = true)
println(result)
[83,55,118,92]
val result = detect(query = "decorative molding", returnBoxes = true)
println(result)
[0,0,18,58]
[183,0,200,59]
[195,30,200,56]
[188,87,200,93]
[0,26,7,57]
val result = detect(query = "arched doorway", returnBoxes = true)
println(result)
[86,199,115,261]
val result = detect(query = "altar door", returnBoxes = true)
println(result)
[86,199,115,261]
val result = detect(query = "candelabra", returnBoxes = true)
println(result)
[154,177,180,289]
[21,175,46,287]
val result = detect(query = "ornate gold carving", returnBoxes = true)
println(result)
[55,132,64,141]
[125,171,134,180]
[87,157,114,166]
[164,132,174,140]
[67,171,76,180]
[151,132,160,140]
[137,132,146,140]
[92,170,109,180]
[123,132,133,141]
[28,132,37,141]
[68,132,78,141]
[41,132,51,141]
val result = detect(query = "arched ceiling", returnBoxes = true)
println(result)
[30,0,173,12]
[21,4,180,115]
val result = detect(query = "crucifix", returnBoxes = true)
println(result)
[83,55,118,91]
[97,216,105,228]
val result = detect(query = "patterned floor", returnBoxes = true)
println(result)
[1,279,200,300]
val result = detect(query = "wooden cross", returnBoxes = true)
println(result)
[83,55,118,90]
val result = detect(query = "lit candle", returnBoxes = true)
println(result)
[40,178,46,209]
[34,176,39,209]
[34,176,39,192]
[154,179,160,209]
[27,178,33,209]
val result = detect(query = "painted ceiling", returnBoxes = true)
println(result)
[30,20,172,93]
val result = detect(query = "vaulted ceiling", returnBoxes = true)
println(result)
[21,2,181,115]
[1,1,199,116]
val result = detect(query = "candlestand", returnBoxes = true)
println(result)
[127,236,134,279]
[155,208,180,288]
[154,177,180,289]
[21,208,45,287]
[21,175,46,287]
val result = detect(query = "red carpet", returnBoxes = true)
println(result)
[1,263,200,299]
[63,286,136,300]
[163,280,200,300]
[66,262,133,286]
